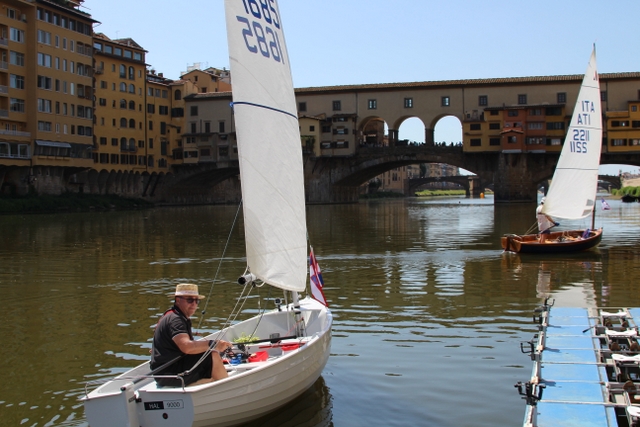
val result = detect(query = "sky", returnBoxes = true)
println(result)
[83,0,640,175]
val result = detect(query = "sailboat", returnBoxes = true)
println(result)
[82,1,332,426]
[502,47,604,254]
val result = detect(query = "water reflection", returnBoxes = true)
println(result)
[242,377,333,427]
[0,197,638,426]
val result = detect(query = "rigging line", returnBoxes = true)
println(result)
[231,101,297,121]
[196,199,244,331]
[245,286,272,341]
[227,281,254,325]
[525,222,538,235]
[218,277,253,334]
[186,281,255,374]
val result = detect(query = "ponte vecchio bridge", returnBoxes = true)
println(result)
[151,71,640,204]
[9,71,639,204]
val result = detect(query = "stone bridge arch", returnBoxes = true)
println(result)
[407,176,484,197]
[306,145,496,203]
[597,174,621,191]
[150,163,242,204]
[530,171,621,197]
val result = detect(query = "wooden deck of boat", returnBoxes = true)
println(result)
[520,306,640,427]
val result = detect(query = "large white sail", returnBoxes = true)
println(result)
[543,48,602,220]
[224,0,307,292]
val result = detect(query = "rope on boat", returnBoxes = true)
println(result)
[196,199,244,331]
[524,222,538,236]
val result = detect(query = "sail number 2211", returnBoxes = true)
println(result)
[570,129,589,153]
[236,0,285,65]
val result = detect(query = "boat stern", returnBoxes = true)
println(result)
[84,382,141,427]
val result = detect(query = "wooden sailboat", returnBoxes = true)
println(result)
[502,48,603,254]
[83,1,332,426]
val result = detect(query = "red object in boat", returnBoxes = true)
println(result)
[248,351,268,362]
[281,343,300,352]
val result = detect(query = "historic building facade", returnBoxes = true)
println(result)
[92,33,147,172]
[0,0,95,191]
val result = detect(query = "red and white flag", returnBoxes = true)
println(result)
[309,247,327,306]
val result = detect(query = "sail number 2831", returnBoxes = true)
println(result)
[236,0,285,65]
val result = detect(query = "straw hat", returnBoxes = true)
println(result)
[173,283,205,299]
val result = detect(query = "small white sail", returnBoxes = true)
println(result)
[224,0,307,292]
[543,48,602,220]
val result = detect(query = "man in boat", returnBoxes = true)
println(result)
[536,197,558,244]
[150,283,231,387]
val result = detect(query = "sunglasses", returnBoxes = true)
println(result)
[178,297,200,304]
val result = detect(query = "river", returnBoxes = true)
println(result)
[1,195,639,427]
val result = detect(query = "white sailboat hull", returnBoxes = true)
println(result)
[83,297,332,427]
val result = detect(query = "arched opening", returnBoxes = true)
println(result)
[359,116,388,147]
[433,115,462,147]
[398,117,425,145]
[433,115,472,175]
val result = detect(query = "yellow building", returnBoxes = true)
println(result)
[0,0,95,192]
[144,71,172,171]
[92,33,146,172]
[606,100,640,152]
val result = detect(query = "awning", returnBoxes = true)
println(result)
[36,140,72,148]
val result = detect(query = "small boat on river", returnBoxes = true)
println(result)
[502,47,603,254]
[83,1,332,426]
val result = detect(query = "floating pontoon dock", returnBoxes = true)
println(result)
[517,304,640,427]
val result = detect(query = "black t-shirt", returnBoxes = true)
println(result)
[150,305,192,370]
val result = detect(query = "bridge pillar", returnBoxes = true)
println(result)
[425,128,434,146]
[493,153,539,203]
[389,129,399,146]
[468,176,482,196]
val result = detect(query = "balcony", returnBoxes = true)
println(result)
[0,129,30,138]
[0,39,7,47]
[0,61,7,71]
[0,85,7,95]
